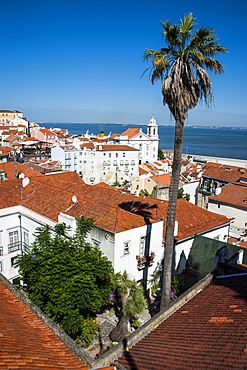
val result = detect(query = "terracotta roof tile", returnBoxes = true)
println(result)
[116,274,247,370]
[96,145,139,151]
[0,172,230,238]
[203,165,246,183]
[119,127,140,138]
[0,162,42,180]
[150,173,171,185]
[210,183,247,209]
[0,277,89,369]
[39,128,57,136]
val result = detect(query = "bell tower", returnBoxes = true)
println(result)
[147,115,158,138]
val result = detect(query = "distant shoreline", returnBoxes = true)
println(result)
[38,122,247,130]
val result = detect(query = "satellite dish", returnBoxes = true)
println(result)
[72,195,77,203]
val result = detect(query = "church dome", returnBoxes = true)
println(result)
[148,116,157,126]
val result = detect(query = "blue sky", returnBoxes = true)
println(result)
[1,0,246,127]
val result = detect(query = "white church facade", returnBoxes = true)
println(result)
[109,116,159,163]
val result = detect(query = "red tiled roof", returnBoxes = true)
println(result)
[203,165,247,183]
[119,128,140,139]
[23,137,39,142]
[172,199,231,241]
[0,146,13,154]
[210,183,247,209]
[0,277,89,369]
[116,274,247,369]
[0,162,42,180]
[3,134,17,141]
[150,173,171,186]
[0,173,231,238]
[80,142,95,149]
[40,128,57,136]
[96,145,139,151]
[139,167,149,175]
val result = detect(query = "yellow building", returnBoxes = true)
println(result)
[0,110,23,123]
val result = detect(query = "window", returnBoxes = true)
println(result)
[123,153,125,157]
[11,256,18,267]
[125,160,129,166]
[0,246,3,256]
[140,236,146,257]
[116,153,118,157]
[8,231,19,253]
[109,153,111,157]
[218,204,221,208]
[113,160,117,166]
[131,160,135,165]
[120,160,124,166]
[92,239,100,248]
[23,231,29,252]
[123,241,130,255]
[0,261,2,271]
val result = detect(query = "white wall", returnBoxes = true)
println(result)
[181,180,199,204]
[113,221,164,284]
[0,206,56,282]
[208,202,246,238]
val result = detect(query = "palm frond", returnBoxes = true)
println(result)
[179,13,196,40]
[142,13,227,120]
[203,57,226,74]
[161,21,181,48]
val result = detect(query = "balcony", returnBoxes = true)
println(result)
[8,242,21,253]
[8,242,30,254]
[136,252,155,270]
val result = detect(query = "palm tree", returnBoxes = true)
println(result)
[143,13,227,309]
[109,271,146,342]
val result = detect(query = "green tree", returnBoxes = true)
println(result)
[158,147,165,160]
[177,188,190,201]
[139,188,151,197]
[16,217,114,347]
[143,13,227,309]
[109,271,146,342]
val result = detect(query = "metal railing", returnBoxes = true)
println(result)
[8,242,30,254]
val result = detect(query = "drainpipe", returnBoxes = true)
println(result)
[18,214,23,256]
[14,148,17,179]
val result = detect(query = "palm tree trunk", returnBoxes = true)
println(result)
[109,314,130,342]
[160,119,185,309]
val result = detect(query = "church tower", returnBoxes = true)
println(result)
[147,116,159,162]
[147,115,158,138]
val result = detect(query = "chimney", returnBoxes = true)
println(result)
[215,187,222,195]
[22,177,30,188]
[174,220,178,237]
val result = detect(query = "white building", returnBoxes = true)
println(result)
[208,183,247,239]
[51,144,140,185]
[109,116,159,163]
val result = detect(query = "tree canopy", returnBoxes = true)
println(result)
[16,216,114,347]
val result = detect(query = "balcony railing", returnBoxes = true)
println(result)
[8,242,30,254]
[8,242,21,253]
[136,252,155,270]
